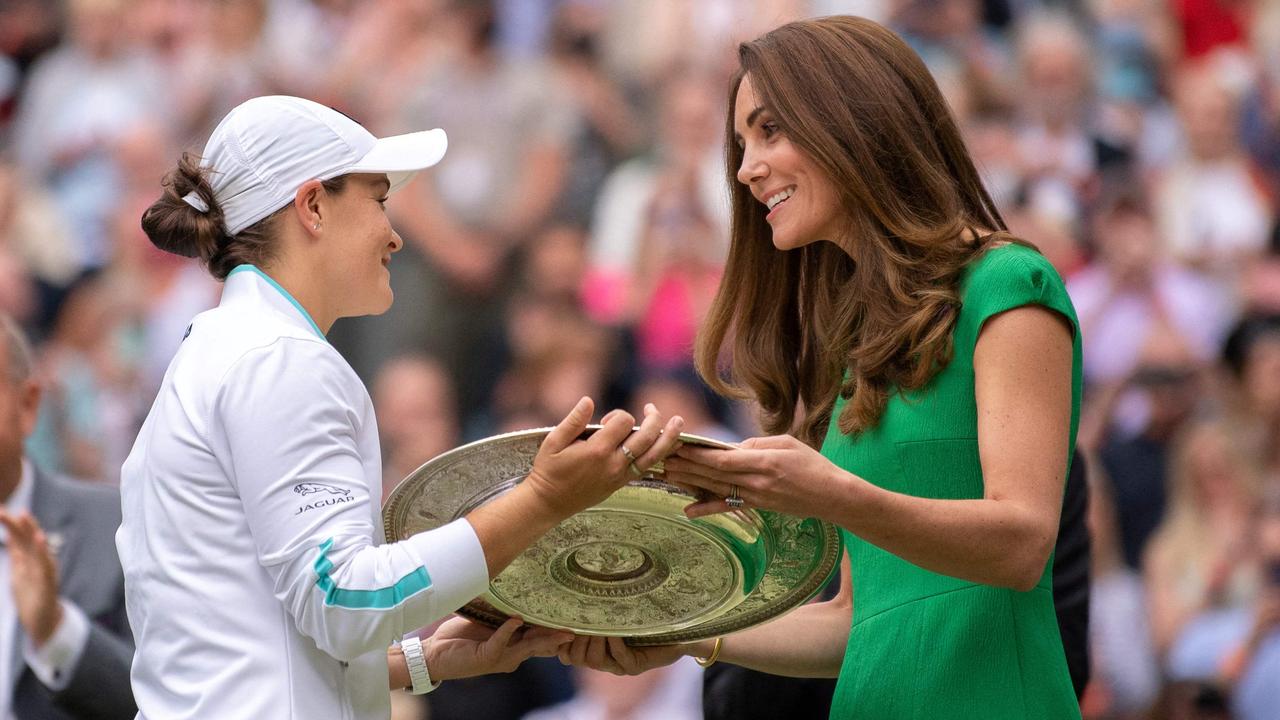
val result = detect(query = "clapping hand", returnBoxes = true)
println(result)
[0,510,63,648]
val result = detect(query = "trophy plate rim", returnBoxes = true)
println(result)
[383,427,843,645]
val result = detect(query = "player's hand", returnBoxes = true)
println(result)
[424,616,572,680]
[525,398,684,519]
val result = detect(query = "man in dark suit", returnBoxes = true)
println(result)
[0,314,134,720]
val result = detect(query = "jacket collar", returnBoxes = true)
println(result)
[220,265,326,340]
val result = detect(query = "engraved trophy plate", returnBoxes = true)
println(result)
[384,427,842,645]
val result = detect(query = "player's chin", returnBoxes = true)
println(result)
[358,287,395,317]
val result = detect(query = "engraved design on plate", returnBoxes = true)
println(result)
[382,427,843,645]
[488,511,738,633]
[553,541,668,595]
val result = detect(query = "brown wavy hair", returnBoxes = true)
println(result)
[695,16,1017,447]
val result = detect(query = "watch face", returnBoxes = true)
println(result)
[384,427,842,646]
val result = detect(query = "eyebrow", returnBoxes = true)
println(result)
[733,106,767,146]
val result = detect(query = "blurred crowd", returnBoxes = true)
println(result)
[1,0,1278,718]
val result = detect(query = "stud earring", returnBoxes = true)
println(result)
[313,223,320,230]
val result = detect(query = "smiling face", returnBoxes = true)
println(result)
[323,173,403,318]
[732,74,848,251]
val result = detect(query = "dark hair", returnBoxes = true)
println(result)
[141,153,348,281]
[1221,313,1280,378]
[695,16,1018,446]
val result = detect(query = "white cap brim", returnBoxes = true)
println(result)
[345,128,448,193]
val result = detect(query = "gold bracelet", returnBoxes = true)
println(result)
[694,637,723,668]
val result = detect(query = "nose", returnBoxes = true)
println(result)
[390,228,404,253]
[737,146,767,187]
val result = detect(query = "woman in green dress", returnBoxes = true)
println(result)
[560,15,1083,719]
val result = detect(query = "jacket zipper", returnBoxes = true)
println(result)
[337,660,352,720]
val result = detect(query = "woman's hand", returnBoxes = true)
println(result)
[556,634,690,676]
[423,616,573,680]
[664,435,850,519]
[525,399,685,519]
[467,400,684,579]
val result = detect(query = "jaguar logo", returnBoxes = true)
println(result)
[293,482,350,497]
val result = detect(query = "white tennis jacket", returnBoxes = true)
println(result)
[117,266,489,719]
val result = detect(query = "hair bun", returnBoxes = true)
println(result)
[142,153,228,261]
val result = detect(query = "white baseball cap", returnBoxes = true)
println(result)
[183,96,447,235]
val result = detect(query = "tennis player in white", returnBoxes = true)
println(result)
[118,96,684,720]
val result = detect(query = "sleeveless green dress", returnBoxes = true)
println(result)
[824,243,1083,719]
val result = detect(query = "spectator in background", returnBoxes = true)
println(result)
[1069,187,1234,392]
[372,354,459,499]
[1144,420,1261,659]
[10,0,166,270]
[321,0,450,129]
[1159,487,1275,719]
[1012,13,1098,227]
[924,13,1088,276]
[598,0,807,91]
[0,1,61,137]
[338,0,577,428]
[891,0,1013,104]
[1240,5,1280,199]
[584,71,728,373]
[25,273,145,484]
[630,369,736,444]
[0,313,134,720]
[523,225,589,305]
[123,0,189,61]
[1089,0,1183,174]
[168,0,278,142]
[1155,63,1274,276]
[493,302,613,433]
[1238,224,1280,315]
[1082,457,1160,719]
[0,161,77,329]
[257,0,362,100]
[1221,314,1280,478]
[1222,486,1280,720]
[399,0,575,280]
[1093,327,1202,570]
[545,1,646,228]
